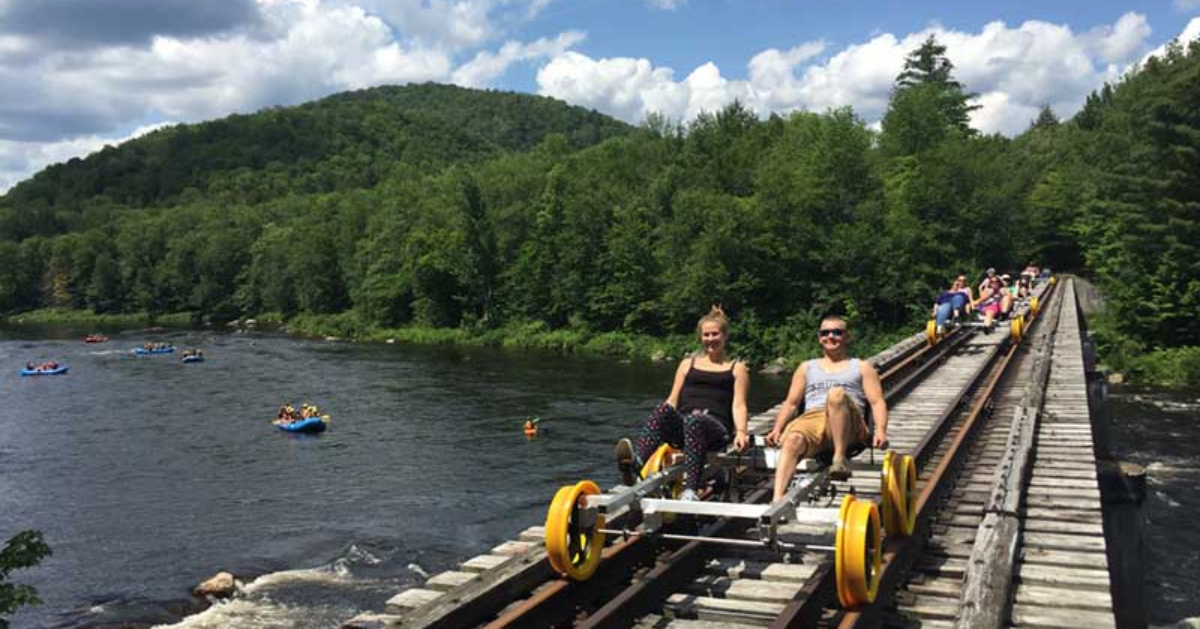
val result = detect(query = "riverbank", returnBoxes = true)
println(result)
[284,310,914,368]
[4,307,917,369]
[6,308,195,327]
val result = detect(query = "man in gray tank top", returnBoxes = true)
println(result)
[765,314,890,501]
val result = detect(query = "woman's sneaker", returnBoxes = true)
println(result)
[679,488,700,501]
[615,438,637,486]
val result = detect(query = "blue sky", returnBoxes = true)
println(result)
[523,0,1193,87]
[1,0,1198,192]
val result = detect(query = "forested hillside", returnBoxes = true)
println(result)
[1,39,1196,383]
[0,83,631,241]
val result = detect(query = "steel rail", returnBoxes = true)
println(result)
[376,305,1003,629]
[834,282,1062,629]
[510,324,978,629]
[767,282,1059,629]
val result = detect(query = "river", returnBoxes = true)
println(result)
[0,325,791,628]
[1100,384,1200,628]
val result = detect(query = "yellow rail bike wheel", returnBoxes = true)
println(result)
[897,454,917,536]
[1049,276,1057,285]
[1030,296,1040,317]
[642,443,684,521]
[881,451,917,537]
[880,451,901,534]
[1010,315,1023,344]
[836,495,882,609]
[545,480,605,580]
[925,320,938,347]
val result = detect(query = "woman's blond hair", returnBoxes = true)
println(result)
[696,304,729,335]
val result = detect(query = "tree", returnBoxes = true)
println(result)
[1030,105,1060,131]
[1,530,51,628]
[881,35,979,156]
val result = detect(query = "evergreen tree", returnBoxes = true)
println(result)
[882,35,979,155]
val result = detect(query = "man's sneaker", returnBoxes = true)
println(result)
[615,438,637,486]
[828,457,853,481]
[679,488,700,501]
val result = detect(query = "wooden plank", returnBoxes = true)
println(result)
[638,615,762,629]
[1010,603,1116,628]
[906,578,965,598]
[386,588,443,612]
[491,540,534,556]
[343,612,405,628]
[666,593,785,624]
[683,575,802,604]
[1021,508,1101,523]
[1022,531,1107,552]
[1027,477,1096,488]
[1019,547,1109,569]
[1024,495,1100,511]
[1017,562,1111,590]
[1020,519,1104,535]
[1014,584,1114,610]
[898,595,960,620]
[461,554,510,572]
[702,558,815,583]
[425,571,478,591]
[518,526,546,541]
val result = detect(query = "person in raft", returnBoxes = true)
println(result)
[615,305,751,501]
[765,313,890,500]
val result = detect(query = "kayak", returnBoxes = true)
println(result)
[84,335,108,343]
[135,346,175,355]
[274,416,327,433]
[21,365,69,376]
[181,355,205,363]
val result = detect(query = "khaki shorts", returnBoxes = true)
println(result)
[781,403,869,457]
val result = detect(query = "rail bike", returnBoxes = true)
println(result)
[924,276,1055,347]
[543,439,918,610]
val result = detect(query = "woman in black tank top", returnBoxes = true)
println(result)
[618,306,751,498]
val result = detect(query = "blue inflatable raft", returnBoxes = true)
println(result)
[274,416,327,433]
[135,346,175,355]
[21,365,69,376]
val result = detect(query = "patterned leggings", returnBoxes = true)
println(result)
[636,402,731,489]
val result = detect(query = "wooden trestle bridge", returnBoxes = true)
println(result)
[346,277,1118,629]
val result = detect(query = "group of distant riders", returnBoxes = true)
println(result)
[141,342,173,351]
[181,349,205,359]
[931,262,1047,335]
[611,262,1049,504]
[275,403,322,424]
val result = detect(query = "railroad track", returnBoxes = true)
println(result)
[345,280,1062,629]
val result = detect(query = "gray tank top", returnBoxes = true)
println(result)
[803,359,866,411]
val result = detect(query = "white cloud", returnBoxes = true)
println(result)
[0,0,581,191]
[1143,16,1200,64]
[453,30,585,87]
[536,12,1160,136]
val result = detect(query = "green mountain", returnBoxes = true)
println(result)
[0,83,631,239]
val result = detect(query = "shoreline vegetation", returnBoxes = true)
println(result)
[4,307,912,372]
[6,308,194,327]
[8,304,1196,386]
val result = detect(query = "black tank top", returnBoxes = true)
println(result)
[677,357,736,431]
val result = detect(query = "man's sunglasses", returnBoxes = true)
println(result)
[818,328,846,338]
